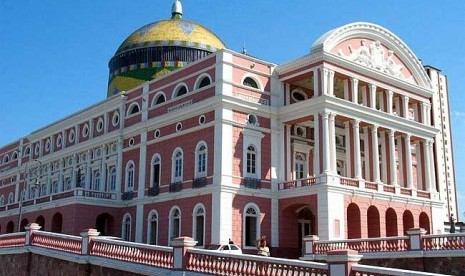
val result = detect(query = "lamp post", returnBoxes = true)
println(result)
[18,159,42,232]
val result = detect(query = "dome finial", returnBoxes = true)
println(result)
[171,0,183,19]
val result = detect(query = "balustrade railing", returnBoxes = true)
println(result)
[187,248,328,276]
[0,232,26,248]
[351,264,443,276]
[31,231,82,254]
[314,236,409,254]
[90,237,173,269]
[340,177,359,187]
[279,177,316,190]
[422,234,465,251]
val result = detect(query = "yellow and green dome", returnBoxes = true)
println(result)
[107,0,226,97]
[115,19,226,55]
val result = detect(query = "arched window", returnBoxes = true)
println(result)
[173,84,188,98]
[243,77,259,89]
[93,171,101,191]
[246,145,257,177]
[122,214,132,241]
[127,103,140,116]
[151,92,166,107]
[148,210,158,245]
[347,203,361,239]
[169,207,181,243]
[3,155,9,164]
[125,162,135,191]
[367,206,381,238]
[295,153,306,180]
[195,142,208,178]
[40,184,47,196]
[12,151,18,160]
[243,204,260,247]
[172,149,183,182]
[65,178,72,191]
[0,195,4,206]
[195,75,212,89]
[52,181,59,194]
[193,204,206,247]
[151,155,161,188]
[8,192,14,204]
[108,167,117,191]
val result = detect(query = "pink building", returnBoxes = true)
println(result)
[0,1,457,258]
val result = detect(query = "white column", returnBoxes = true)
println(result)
[396,136,404,186]
[344,122,352,178]
[424,140,432,191]
[414,141,423,190]
[71,154,77,188]
[85,150,91,189]
[426,105,431,126]
[363,126,370,180]
[88,118,94,139]
[351,78,359,104]
[286,125,292,179]
[371,125,380,183]
[328,70,335,97]
[380,131,387,183]
[427,140,437,192]
[322,68,329,96]
[369,84,377,109]
[387,90,393,114]
[322,111,331,173]
[58,159,64,192]
[329,112,337,173]
[402,95,410,119]
[405,134,413,188]
[313,68,320,97]
[389,130,398,185]
[313,114,320,176]
[100,145,107,192]
[353,120,362,179]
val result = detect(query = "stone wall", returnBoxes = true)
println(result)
[0,253,143,276]
[362,257,465,275]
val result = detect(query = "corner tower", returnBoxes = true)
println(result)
[107,0,226,97]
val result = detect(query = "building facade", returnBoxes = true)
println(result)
[0,1,457,257]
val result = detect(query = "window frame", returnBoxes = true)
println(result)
[195,142,208,178]
[147,210,159,245]
[171,148,183,183]
[125,161,135,191]
[122,213,132,241]
[192,203,206,247]
[168,206,182,244]
[243,203,260,249]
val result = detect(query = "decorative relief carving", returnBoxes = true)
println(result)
[338,39,412,83]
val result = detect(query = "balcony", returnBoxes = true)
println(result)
[121,191,134,200]
[148,186,159,196]
[169,182,182,193]
[278,175,432,200]
[244,178,261,189]
[192,177,207,189]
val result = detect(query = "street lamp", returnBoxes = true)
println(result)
[18,159,42,232]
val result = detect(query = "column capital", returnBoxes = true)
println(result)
[323,67,330,75]
[387,89,394,96]
[388,129,396,137]
[352,119,360,127]
[328,69,335,77]
[329,112,336,120]
[405,133,412,140]
[402,95,410,101]
[371,124,379,132]
[321,110,330,119]
[369,83,377,91]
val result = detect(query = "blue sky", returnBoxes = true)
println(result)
[1,1,464,219]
